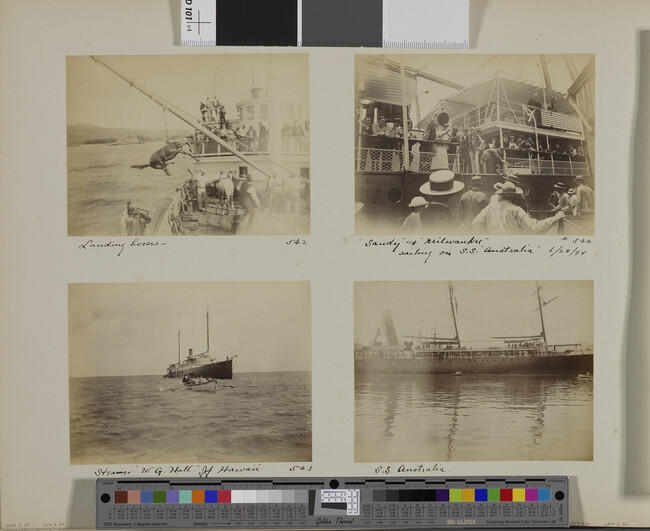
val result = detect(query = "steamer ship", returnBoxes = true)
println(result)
[164,310,235,380]
[354,282,593,375]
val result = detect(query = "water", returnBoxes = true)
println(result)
[69,372,311,464]
[355,373,592,462]
[68,142,190,236]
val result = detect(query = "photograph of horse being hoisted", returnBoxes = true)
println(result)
[67,54,309,236]
[355,54,595,236]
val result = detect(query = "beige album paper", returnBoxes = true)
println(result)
[1,0,650,528]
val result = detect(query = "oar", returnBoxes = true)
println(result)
[160,383,187,392]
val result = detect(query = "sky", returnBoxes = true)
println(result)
[355,280,593,347]
[66,54,309,130]
[69,282,311,377]
[363,53,592,121]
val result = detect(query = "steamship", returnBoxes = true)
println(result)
[354,282,593,375]
[164,310,235,380]
[355,55,595,233]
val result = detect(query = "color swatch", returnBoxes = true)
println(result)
[113,487,553,504]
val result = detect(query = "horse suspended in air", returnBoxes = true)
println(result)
[132,141,194,175]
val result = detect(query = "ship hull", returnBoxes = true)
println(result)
[166,358,233,379]
[355,352,593,375]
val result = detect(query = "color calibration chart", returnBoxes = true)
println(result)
[181,0,468,48]
[96,476,568,528]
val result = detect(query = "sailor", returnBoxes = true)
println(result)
[418,170,465,232]
[238,174,261,230]
[458,176,489,228]
[472,181,565,235]
[399,196,428,234]
[574,175,595,215]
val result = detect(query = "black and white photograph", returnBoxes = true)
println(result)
[355,280,593,462]
[68,282,312,464]
[355,54,595,235]
[67,54,310,236]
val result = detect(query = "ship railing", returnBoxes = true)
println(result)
[356,147,460,173]
[191,139,271,157]
[505,155,590,176]
[450,100,583,135]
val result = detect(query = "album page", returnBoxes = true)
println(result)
[1,0,650,528]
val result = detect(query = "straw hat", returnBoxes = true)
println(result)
[408,196,428,208]
[419,170,465,196]
[496,181,518,196]
[494,181,523,194]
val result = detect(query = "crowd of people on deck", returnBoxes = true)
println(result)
[281,121,309,153]
[196,97,269,152]
[357,113,587,175]
[397,170,595,235]
[195,98,308,154]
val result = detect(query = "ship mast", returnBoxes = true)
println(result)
[206,309,210,353]
[448,282,461,347]
[536,282,547,343]
[178,330,181,364]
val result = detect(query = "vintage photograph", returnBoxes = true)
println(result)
[69,282,312,464]
[355,54,595,235]
[355,280,593,462]
[67,54,309,236]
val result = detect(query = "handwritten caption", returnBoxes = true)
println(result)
[95,464,261,478]
[94,463,313,478]
[78,238,167,257]
[374,463,449,474]
[363,236,592,263]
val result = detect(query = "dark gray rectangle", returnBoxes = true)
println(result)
[302,0,382,47]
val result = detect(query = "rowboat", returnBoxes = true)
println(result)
[183,379,217,392]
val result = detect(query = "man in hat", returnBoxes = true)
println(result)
[389,118,403,138]
[373,116,388,136]
[472,181,565,235]
[548,183,565,209]
[568,188,578,216]
[418,170,465,232]
[574,175,595,215]
[502,173,528,212]
[237,174,261,231]
[400,196,428,234]
[551,183,571,213]
[458,176,489,229]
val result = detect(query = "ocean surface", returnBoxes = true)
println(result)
[68,142,186,236]
[70,372,311,464]
[355,373,592,462]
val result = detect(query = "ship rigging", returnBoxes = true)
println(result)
[355,281,593,375]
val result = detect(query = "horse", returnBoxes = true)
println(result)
[213,173,235,213]
[131,141,194,175]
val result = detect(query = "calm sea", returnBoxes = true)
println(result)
[68,142,188,236]
[70,372,311,464]
[355,373,592,462]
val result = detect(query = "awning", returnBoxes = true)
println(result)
[357,56,418,106]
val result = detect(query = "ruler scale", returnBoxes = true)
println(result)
[97,476,568,528]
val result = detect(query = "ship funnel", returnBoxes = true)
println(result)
[188,348,193,357]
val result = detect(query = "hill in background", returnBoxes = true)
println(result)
[67,123,193,146]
